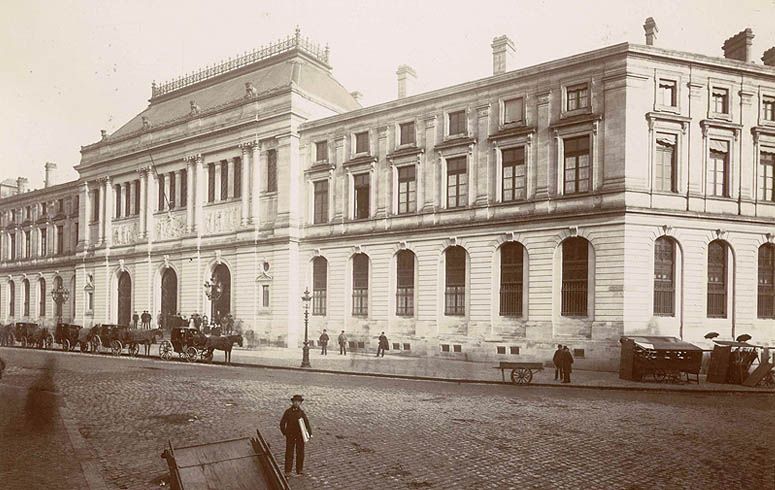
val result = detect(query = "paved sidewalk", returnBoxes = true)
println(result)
[220,346,775,394]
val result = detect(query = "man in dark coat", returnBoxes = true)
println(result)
[552,344,563,381]
[280,394,312,477]
[338,330,347,355]
[561,346,574,383]
[318,329,329,355]
[376,332,389,357]
[132,312,139,329]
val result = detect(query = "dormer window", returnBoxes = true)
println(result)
[503,98,524,125]
[399,122,416,146]
[712,88,729,115]
[355,131,369,154]
[448,110,466,136]
[315,141,328,162]
[566,83,589,111]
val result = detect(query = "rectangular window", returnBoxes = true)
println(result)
[262,285,270,308]
[10,233,16,260]
[315,141,328,162]
[712,88,729,114]
[501,147,526,202]
[220,161,228,200]
[312,258,327,316]
[24,230,31,258]
[503,98,524,124]
[446,157,467,209]
[267,150,277,193]
[445,247,466,316]
[758,245,775,319]
[352,255,369,316]
[57,198,63,213]
[658,79,677,107]
[180,170,188,207]
[73,222,78,248]
[760,151,775,201]
[510,346,520,355]
[653,238,675,316]
[92,188,100,222]
[133,181,139,215]
[353,173,370,219]
[655,133,677,192]
[208,163,215,202]
[25,206,31,220]
[499,243,523,316]
[41,202,47,216]
[115,184,122,218]
[448,110,466,136]
[396,251,415,316]
[561,238,588,317]
[232,159,240,199]
[313,180,329,224]
[563,135,591,194]
[707,140,729,197]
[158,174,165,210]
[168,172,176,209]
[707,241,727,318]
[764,96,775,122]
[355,131,369,154]
[40,228,47,257]
[397,166,417,214]
[566,83,589,111]
[56,225,63,255]
[399,122,416,145]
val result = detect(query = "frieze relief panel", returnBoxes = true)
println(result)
[203,203,240,235]
[155,213,186,240]
[112,221,139,246]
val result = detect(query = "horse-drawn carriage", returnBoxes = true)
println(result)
[619,336,704,383]
[89,324,134,356]
[55,323,82,351]
[160,326,212,362]
[7,322,55,349]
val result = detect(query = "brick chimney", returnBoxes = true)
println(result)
[643,17,658,46]
[16,177,28,194]
[763,47,775,67]
[722,28,755,62]
[396,65,417,99]
[350,91,363,104]
[44,162,57,188]
[491,35,516,75]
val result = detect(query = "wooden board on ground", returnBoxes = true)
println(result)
[743,361,773,387]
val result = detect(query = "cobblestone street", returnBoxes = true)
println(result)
[1,347,773,489]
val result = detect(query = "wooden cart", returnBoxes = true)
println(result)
[161,429,289,490]
[495,361,544,385]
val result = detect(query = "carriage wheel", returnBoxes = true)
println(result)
[91,336,102,353]
[110,340,123,356]
[20,336,27,348]
[510,368,533,385]
[62,339,71,352]
[129,343,140,357]
[44,334,54,350]
[653,369,667,383]
[159,341,173,361]
[185,347,198,363]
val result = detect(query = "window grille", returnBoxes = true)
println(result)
[561,238,588,316]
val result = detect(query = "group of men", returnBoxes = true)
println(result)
[131,311,154,329]
[552,344,575,383]
[317,330,390,357]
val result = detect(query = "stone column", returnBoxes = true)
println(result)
[214,162,222,201]
[227,158,235,200]
[79,181,90,248]
[240,144,251,225]
[139,168,148,238]
[194,155,205,234]
[250,143,261,226]
[185,157,195,233]
[103,177,113,247]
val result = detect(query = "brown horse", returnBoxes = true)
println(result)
[205,334,243,364]
[128,328,164,356]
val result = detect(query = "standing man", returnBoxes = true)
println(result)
[318,329,329,356]
[552,344,563,381]
[376,332,389,357]
[338,330,347,355]
[280,394,312,477]
[132,311,139,329]
[561,346,574,383]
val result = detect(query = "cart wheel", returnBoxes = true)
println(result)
[20,337,27,348]
[79,340,89,353]
[62,339,71,351]
[91,335,102,353]
[44,334,54,350]
[185,346,198,363]
[129,343,140,357]
[653,369,667,383]
[510,368,533,385]
[110,340,123,356]
[159,341,173,361]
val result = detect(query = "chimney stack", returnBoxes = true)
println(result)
[722,28,755,62]
[643,17,658,46]
[16,177,28,194]
[44,162,57,188]
[762,47,775,67]
[491,35,516,75]
[396,65,417,99]
[350,91,363,104]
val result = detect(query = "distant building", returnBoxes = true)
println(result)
[2,24,775,370]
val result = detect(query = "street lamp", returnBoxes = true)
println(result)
[50,284,70,322]
[301,287,311,368]
[203,276,223,326]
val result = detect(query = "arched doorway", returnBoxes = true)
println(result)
[161,268,178,329]
[117,271,132,326]
[210,263,231,325]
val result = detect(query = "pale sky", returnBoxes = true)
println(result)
[1,0,774,189]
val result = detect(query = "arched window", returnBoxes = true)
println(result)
[561,237,588,317]
[9,281,15,316]
[500,242,524,316]
[758,243,775,319]
[396,250,415,316]
[23,279,30,317]
[39,278,46,317]
[707,240,728,318]
[352,254,369,316]
[653,237,675,316]
[312,257,328,316]
[445,246,466,316]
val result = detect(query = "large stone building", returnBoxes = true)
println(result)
[2,23,775,370]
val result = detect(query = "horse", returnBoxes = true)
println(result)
[128,328,164,356]
[205,334,243,364]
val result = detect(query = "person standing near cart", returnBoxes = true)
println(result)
[561,346,574,383]
[280,394,312,477]
[552,344,563,381]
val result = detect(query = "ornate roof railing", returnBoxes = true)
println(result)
[150,27,329,100]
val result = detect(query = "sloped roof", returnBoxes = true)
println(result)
[621,336,703,351]
[110,54,359,139]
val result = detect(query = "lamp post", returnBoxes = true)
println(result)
[50,284,70,323]
[203,276,223,327]
[301,287,311,368]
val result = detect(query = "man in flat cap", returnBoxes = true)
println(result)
[279,394,312,477]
